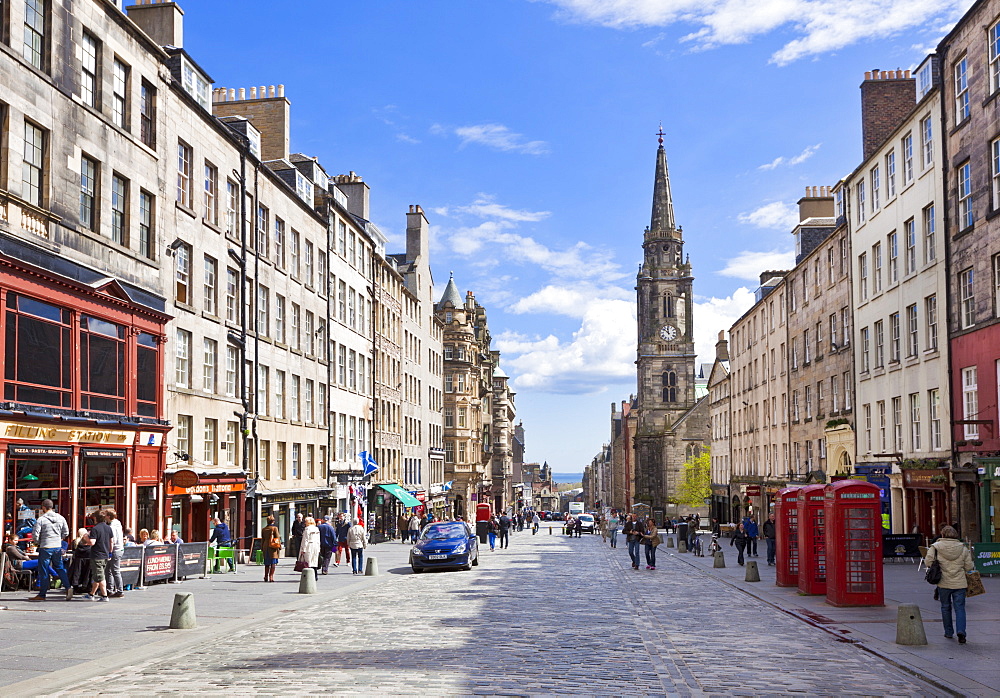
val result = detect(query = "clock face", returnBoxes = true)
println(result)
[659,324,677,341]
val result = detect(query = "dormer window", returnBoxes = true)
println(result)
[181,56,210,110]
[295,171,313,203]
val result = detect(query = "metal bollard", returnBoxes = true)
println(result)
[169,592,196,629]
[365,556,379,576]
[744,560,760,582]
[895,604,928,645]
[298,568,317,594]
[549,525,552,535]
[713,551,726,568]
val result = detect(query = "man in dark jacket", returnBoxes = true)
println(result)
[318,517,336,574]
[209,517,235,571]
[86,511,113,601]
[762,512,777,565]
[498,514,512,548]
[289,513,305,557]
[622,514,642,569]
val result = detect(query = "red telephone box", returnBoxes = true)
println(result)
[824,480,884,607]
[796,484,828,595]
[774,487,801,587]
[475,503,492,522]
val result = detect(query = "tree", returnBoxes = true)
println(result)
[676,448,711,508]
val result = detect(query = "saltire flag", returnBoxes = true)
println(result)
[359,451,379,478]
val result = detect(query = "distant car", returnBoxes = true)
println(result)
[576,514,596,533]
[410,522,479,573]
[551,512,564,521]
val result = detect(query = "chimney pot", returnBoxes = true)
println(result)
[278,84,285,97]
[259,86,266,99]
[250,86,257,99]
[238,87,245,100]
[268,85,275,98]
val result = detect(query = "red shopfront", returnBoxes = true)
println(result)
[0,242,171,537]
[165,469,247,544]
[901,470,949,541]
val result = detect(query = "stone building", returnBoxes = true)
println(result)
[436,276,494,518]
[706,333,731,522]
[609,397,637,512]
[633,135,710,522]
[849,63,948,536]
[938,2,1000,542]
[0,0,172,535]
[489,363,516,513]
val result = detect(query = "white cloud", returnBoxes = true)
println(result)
[451,194,551,223]
[435,123,550,155]
[508,283,633,318]
[497,297,637,394]
[738,201,799,230]
[537,0,972,65]
[758,143,820,170]
[693,287,756,363]
[718,249,795,281]
[395,133,420,145]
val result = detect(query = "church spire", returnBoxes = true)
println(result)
[650,125,676,233]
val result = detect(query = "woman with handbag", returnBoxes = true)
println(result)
[262,516,281,582]
[298,516,320,577]
[642,519,660,570]
[924,525,975,643]
[730,522,748,566]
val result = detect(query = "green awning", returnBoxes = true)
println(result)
[380,483,421,508]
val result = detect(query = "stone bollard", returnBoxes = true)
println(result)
[298,568,317,594]
[365,556,379,576]
[895,604,928,645]
[666,537,675,548]
[169,592,196,629]
[678,540,687,554]
[745,560,761,582]
[713,551,726,568]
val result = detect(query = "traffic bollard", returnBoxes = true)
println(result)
[169,592,196,629]
[713,551,726,568]
[298,568,317,594]
[666,537,674,548]
[678,540,687,554]
[745,560,760,582]
[549,525,552,535]
[365,556,379,576]
[895,604,927,645]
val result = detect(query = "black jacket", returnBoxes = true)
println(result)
[730,529,748,546]
[762,519,776,539]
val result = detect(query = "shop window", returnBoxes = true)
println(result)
[4,293,72,408]
[136,332,158,417]
[79,457,124,528]
[6,456,71,525]
[80,315,125,414]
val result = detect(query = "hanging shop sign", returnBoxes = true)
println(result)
[745,485,761,496]
[170,470,200,489]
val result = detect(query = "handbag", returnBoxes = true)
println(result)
[966,570,986,597]
[293,559,308,572]
[268,536,282,551]
[925,558,942,585]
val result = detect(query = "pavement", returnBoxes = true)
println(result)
[0,525,988,696]
[656,532,1000,697]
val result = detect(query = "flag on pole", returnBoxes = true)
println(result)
[441,480,453,492]
[358,451,379,478]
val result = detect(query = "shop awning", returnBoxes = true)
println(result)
[379,483,421,507]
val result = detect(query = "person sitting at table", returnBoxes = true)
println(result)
[4,532,38,572]
[137,529,150,545]
[168,530,184,545]
[123,527,136,544]
[146,530,163,545]
[68,528,92,591]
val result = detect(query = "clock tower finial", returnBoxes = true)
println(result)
[650,125,676,233]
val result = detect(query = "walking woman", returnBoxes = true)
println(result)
[299,516,320,577]
[347,519,367,575]
[487,516,498,551]
[608,512,620,548]
[642,518,660,570]
[730,521,748,566]
[262,515,281,582]
[925,525,975,643]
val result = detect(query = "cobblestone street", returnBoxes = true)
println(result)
[24,528,945,696]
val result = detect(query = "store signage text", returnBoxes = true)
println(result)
[1,420,130,444]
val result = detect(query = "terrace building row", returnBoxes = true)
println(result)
[0,0,512,545]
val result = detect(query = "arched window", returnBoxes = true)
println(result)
[661,370,677,402]
[664,294,674,318]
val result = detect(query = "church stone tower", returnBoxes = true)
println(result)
[633,131,707,516]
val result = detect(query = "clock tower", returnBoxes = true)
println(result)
[633,130,704,513]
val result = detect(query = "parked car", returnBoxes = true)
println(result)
[576,513,596,533]
[551,512,565,521]
[410,522,479,572]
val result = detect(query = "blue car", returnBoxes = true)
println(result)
[410,521,480,572]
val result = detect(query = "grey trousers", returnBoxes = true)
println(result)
[105,550,123,592]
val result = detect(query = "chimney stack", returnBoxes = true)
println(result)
[860,69,915,161]
[406,204,429,263]
[212,84,291,162]
[715,330,730,362]
[126,1,184,48]
[331,172,370,220]
[798,185,835,222]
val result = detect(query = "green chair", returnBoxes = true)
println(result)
[213,546,236,573]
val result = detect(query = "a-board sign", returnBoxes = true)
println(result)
[143,544,175,582]
[175,542,208,578]
[119,546,144,587]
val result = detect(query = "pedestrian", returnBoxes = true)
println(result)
[318,516,336,574]
[408,512,422,544]
[925,525,975,643]
[762,512,777,566]
[289,512,305,558]
[488,516,498,551]
[68,528,92,591]
[298,516,320,577]
[642,518,660,570]
[209,516,234,572]
[261,515,281,582]
[623,514,642,570]
[608,512,620,548]
[397,512,408,543]
[84,510,113,602]
[498,513,511,548]
[746,515,759,557]
[688,516,699,551]
[105,509,125,598]
[334,514,351,567]
[531,512,541,535]
[730,522,748,566]
[347,519,367,575]
[574,516,583,538]
[600,515,608,543]
[27,499,73,602]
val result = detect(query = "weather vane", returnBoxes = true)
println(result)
[656,122,664,145]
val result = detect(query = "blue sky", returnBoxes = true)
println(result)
[181,0,971,473]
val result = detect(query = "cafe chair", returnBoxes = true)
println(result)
[1,552,33,593]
